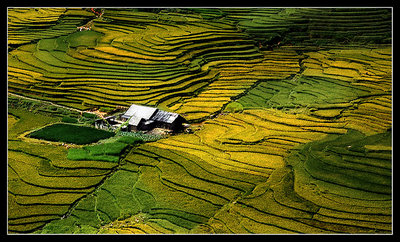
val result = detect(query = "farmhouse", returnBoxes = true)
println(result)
[94,104,187,133]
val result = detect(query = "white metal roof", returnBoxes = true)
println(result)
[124,104,157,118]
[123,104,157,126]
[128,116,143,126]
[122,104,184,127]
[151,110,179,124]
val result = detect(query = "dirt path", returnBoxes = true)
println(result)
[8,93,84,113]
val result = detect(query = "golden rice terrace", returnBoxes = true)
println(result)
[7,8,392,234]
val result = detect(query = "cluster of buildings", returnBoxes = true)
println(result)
[77,26,91,31]
[77,20,94,31]
[94,104,187,133]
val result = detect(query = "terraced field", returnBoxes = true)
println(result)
[214,8,392,46]
[8,8,303,121]
[8,8,94,46]
[8,106,118,233]
[8,8,392,234]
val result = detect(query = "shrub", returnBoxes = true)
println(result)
[224,101,243,113]
[117,131,162,142]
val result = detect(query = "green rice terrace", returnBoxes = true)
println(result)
[7,8,392,234]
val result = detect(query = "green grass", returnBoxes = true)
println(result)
[67,148,119,162]
[66,135,144,163]
[65,30,103,48]
[67,142,128,163]
[291,129,391,195]
[86,142,128,155]
[38,168,142,233]
[29,123,115,145]
[236,75,371,110]
[227,8,392,46]
[61,116,78,123]
[116,136,145,145]
[224,101,244,113]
